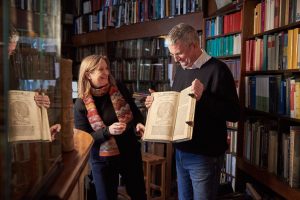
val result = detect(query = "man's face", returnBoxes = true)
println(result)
[8,41,17,56]
[168,40,194,68]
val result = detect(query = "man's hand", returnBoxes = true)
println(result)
[145,88,155,109]
[136,123,145,137]
[191,79,204,101]
[50,124,61,141]
[34,93,50,108]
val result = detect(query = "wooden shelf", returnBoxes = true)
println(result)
[215,54,241,59]
[247,21,300,40]
[245,69,300,75]
[206,31,242,40]
[72,12,203,46]
[245,108,300,123]
[237,157,300,199]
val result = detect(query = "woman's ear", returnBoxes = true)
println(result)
[85,72,91,80]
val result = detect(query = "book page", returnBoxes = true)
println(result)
[143,91,179,142]
[173,86,196,142]
[8,90,51,142]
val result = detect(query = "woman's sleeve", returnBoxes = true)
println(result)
[74,98,111,144]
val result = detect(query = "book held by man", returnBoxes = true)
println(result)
[143,86,196,142]
[8,90,52,142]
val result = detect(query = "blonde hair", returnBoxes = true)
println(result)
[166,23,200,47]
[77,55,115,98]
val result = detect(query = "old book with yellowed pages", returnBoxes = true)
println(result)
[143,86,196,142]
[8,90,51,142]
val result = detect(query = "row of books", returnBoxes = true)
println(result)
[224,153,236,179]
[206,34,241,57]
[245,28,300,71]
[223,59,241,94]
[110,58,171,81]
[11,0,59,16]
[74,37,170,62]
[253,0,300,34]
[75,0,202,33]
[75,45,107,62]
[205,10,242,37]
[227,129,237,154]
[10,52,59,81]
[80,0,202,17]
[245,76,300,119]
[244,120,300,188]
[109,38,169,59]
[220,154,236,191]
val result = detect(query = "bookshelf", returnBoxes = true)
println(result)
[61,1,75,59]
[204,0,243,191]
[237,0,300,199]
[1,1,63,200]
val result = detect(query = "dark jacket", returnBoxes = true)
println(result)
[172,57,240,156]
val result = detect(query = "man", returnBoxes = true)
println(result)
[145,23,240,200]
[8,25,60,137]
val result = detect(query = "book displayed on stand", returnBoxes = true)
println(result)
[143,86,196,142]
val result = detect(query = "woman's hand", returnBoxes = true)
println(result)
[34,93,51,108]
[136,123,145,137]
[109,122,126,135]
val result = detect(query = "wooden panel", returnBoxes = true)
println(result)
[72,12,203,47]
[237,158,300,199]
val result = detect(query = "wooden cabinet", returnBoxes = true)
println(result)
[46,130,93,200]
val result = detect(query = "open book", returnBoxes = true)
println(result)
[143,86,196,142]
[8,90,52,142]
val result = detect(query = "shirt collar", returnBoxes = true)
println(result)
[187,49,211,69]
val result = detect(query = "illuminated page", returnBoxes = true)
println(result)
[143,91,179,142]
[8,90,51,142]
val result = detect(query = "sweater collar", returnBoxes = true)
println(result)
[187,49,211,70]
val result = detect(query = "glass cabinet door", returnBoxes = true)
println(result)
[1,1,62,199]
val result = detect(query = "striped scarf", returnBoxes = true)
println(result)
[83,85,133,157]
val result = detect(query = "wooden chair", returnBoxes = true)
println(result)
[142,152,166,200]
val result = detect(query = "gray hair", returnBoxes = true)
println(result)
[9,25,19,43]
[166,23,199,46]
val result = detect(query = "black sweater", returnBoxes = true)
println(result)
[74,81,144,159]
[172,57,240,156]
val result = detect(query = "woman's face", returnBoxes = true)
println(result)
[88,59,110,88]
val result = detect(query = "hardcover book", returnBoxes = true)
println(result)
[143,86,196,142]
[8,90,52,142]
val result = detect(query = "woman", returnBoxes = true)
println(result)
[74,55,147,200]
